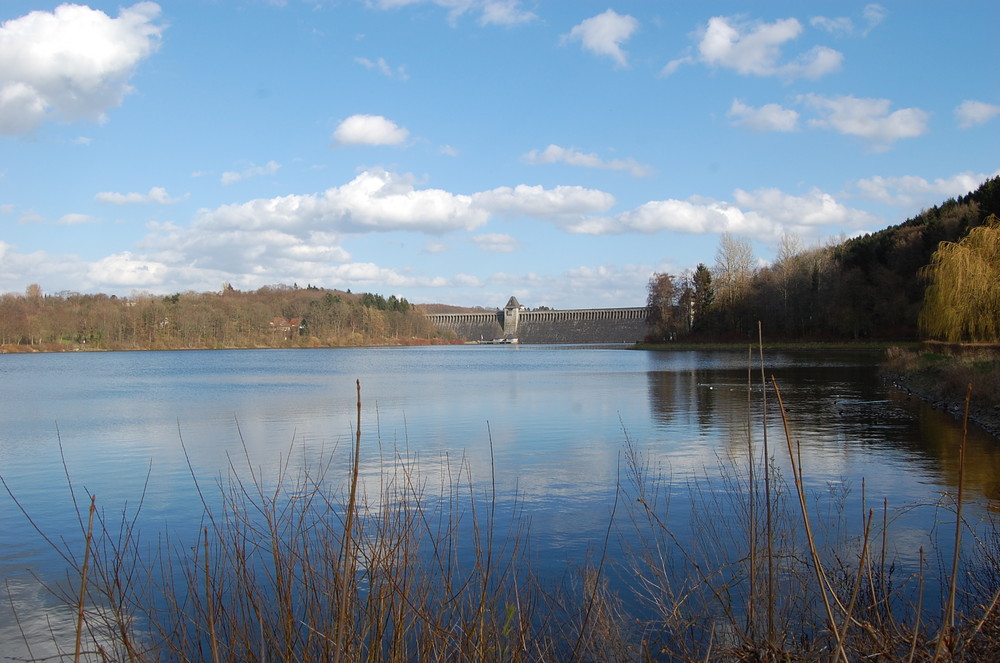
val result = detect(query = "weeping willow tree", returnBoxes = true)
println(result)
[919,214,1000,342]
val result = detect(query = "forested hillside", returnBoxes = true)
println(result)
[0,285,447,351]
[652,176,1000,342]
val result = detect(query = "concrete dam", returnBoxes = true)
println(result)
[426,297,651,344]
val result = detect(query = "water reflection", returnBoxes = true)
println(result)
[2,346,999,655]
[644,349,1000,508]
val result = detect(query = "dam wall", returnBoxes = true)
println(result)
[426,297,651,344]
[425,310,504,342]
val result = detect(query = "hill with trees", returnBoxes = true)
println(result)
[0,284,451,352]
[646,175,1000,343]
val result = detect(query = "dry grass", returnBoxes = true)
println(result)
[5,365,1000,662]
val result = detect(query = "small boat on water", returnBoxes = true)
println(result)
[473,337,518,344]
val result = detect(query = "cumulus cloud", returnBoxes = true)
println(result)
[523,144,651,177]
[95,186,185,204]
[88,251,168,286]
[733,187,879,228]
[955,100,1000,129]
[333,114,409,146]
[472,184,615,219]
[196,169,486,237]
[556,187,878,241]
[562,9,639,68]
[800,93,928,150]
[728,100,799,132]
[221,160,281,185]
[697,16,842,80]
[572,198,769,236]
[853,171,1000,207]
[0,2,164,136]
[129,170,619,290]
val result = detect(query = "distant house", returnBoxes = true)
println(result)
[270,317,303,339]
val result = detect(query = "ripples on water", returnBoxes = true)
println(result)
[1,345,998,656]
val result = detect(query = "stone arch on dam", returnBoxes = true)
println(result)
[425,296,652,344]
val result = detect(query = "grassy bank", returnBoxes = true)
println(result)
[5,378,1000,662]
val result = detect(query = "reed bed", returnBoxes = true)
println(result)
[5,359,1000,661]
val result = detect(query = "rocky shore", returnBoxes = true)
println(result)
[884,366,1000,442]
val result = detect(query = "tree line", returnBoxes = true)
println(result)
[646,176,1000,343]
[0,284,446,351]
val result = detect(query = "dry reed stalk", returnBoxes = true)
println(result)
[757,321,775,643]
[907,546,926,663]
[203,526,220,663]
[838,508,873,648]
[772,377,848,663]
[933,383,972,662]
[73,495,96,663]
[332,379,364,663]
[745,344,756,639]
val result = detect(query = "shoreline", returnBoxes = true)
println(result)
[883,367,1000,442]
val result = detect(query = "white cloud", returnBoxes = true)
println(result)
[0,2,163,136]
[660,56,694,77]
[555,187,878,241]
[523,144,651,177]
[367,0,535,26]
[478,0,536,26]
[862,4,888,34]
[221,161,281,185]
[697,16,842,80]
[196,169,487,236]
[472,184,615,219]
[728,100,799,132]
[471,233,518,253]
[57,213,94,226]
[810,16,854,37]
[95,186,185,204]
[574,198,769,236]
[562,9,639,68]
[853,171,1000,207]
[955,100,1000,129]
[332,114,409,146]
[88,251,168,286]
[733,187,879,228]
[811,4,886,37]
[800,94,928,150]
[354,56,408,80]
[127,171,623,292]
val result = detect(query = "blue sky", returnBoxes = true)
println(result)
[1,1,998,309]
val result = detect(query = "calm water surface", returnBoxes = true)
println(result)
[2,345,999,655]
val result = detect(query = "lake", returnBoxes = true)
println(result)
[2,345,999,658]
